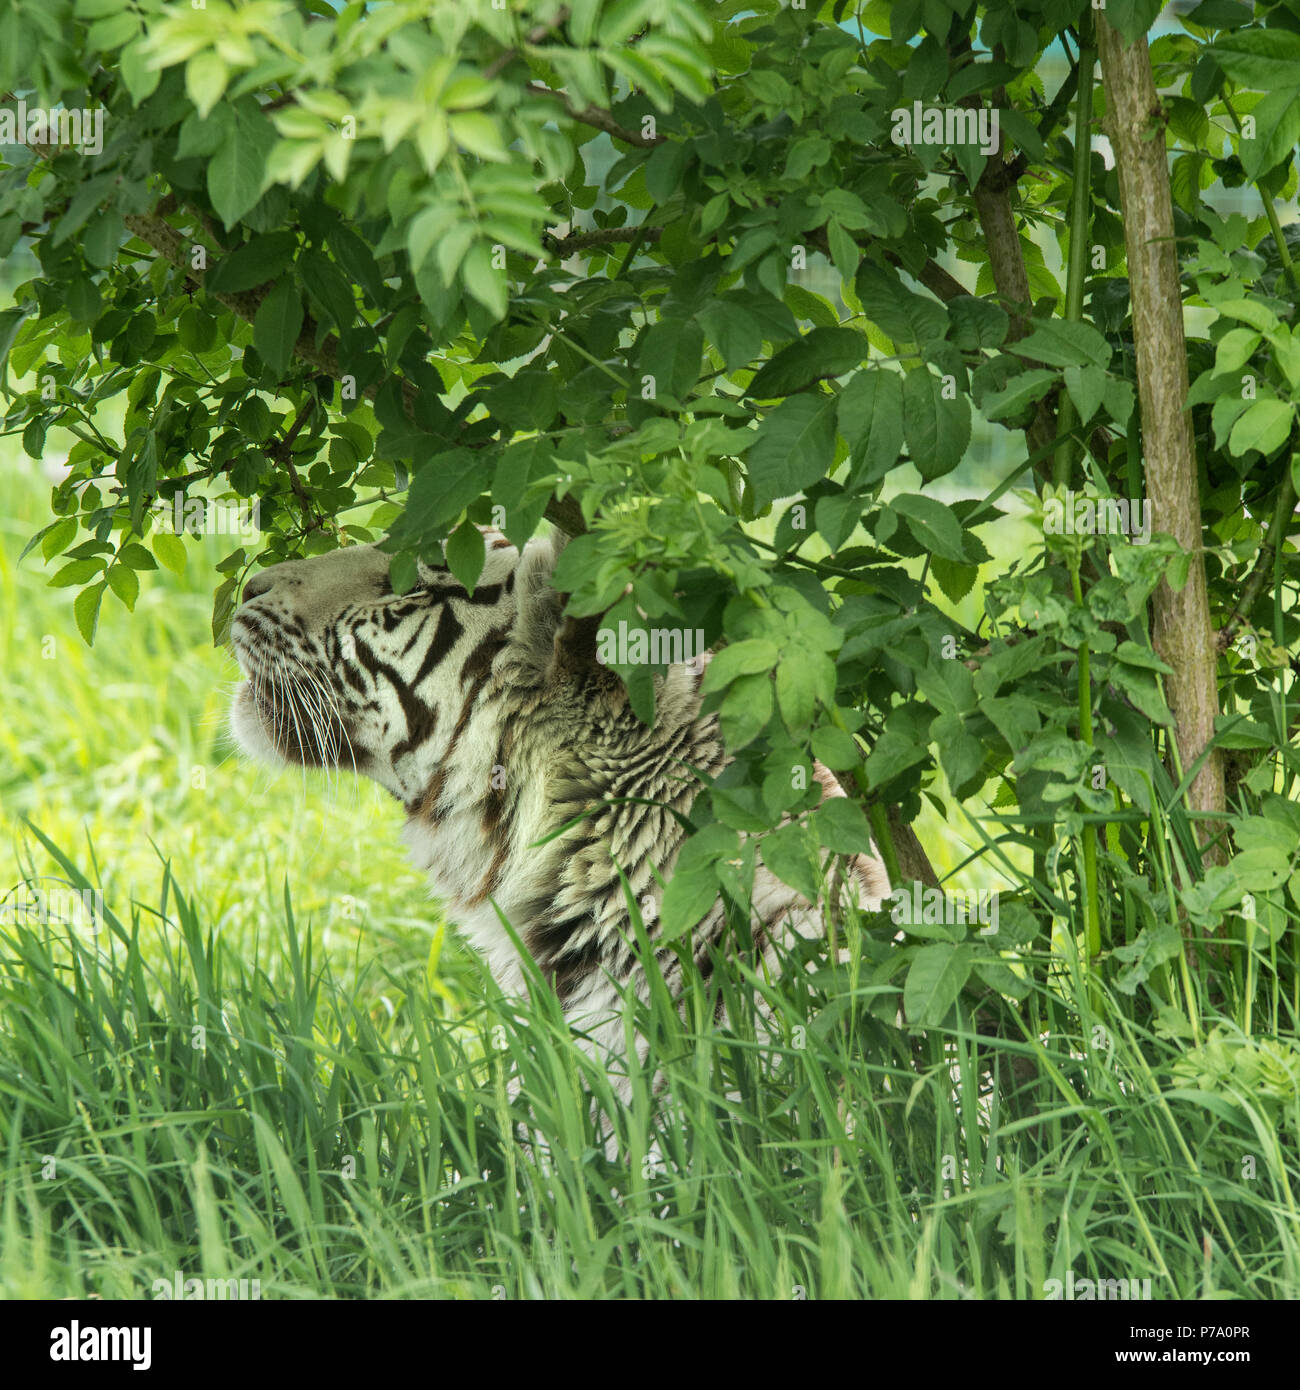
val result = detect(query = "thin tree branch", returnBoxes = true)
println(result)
[524,83,661,146]
[542,225,662,258]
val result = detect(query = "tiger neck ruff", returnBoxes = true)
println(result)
[229,529,888,1083]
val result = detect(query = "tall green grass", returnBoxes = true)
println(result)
[2,824,1297,1299]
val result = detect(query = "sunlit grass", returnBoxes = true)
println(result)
[0,445,445,993]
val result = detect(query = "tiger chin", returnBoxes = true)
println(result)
[229,527,890,1097]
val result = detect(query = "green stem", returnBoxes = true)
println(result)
[1059,28,1100,953]
[867,801,901,888]
[1071,561,1101,958]
[1052,35,1098,488]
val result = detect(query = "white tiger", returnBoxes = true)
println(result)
[229,529,889,1106]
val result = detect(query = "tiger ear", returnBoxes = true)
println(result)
[550,611,605,675]
[513,532,612,681]
[549,611,627,708]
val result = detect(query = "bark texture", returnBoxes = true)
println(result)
[1098,19,1225,856]
[970,115,1063,470]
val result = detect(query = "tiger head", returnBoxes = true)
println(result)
[228,529,618,800]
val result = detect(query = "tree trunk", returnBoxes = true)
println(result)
[1098,19,1226,861]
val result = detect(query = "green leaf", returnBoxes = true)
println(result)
[903,942,974,1026]
[118,542,157,571]
[121,33,161,102]
[784,134,831,181]
[746,393,837,508]
[299,252,356,332]
[1238,88,1300,179]
[698,300,762,372]
[638,318,704,400]
[445,518,486,594]
[972,635,1052,699]
[178,306,219,353]
[978,694,1039,755]
[972,958,1031,1001]
[22,419,45,460]
[856,264,947,347]
[726,289,799,345]
[840,369,904,487]
[1103,376,1136,427]
[152,532,187,574]
[814,795,872,854]
[746,327,865,400]
[50,558,102,587]
[1185,2,1252,33]
[1063,363,1106,423]
[864,729,930,790]
[781,285,838,331]
[483,369,558,432]
[210,573,239,647]
[814,493,860,551]
[981,367,1057,421]
[186,49,228,119]
[0,306,30,377]
[208,232,298,295]
[449,112,506,162]
[1104,0,1163,45]
[107,563,139,611]
[462,241,507,320]
[40,517,78,562]
[891,494,967,563]
[1112,923,1185,996]
[389,449,486,546]
[1170,152,1211,215]
[702,639,780,690]
[253,280,304,378]
[1114,640,1175,674]
[660,869,720,940]
[388,552,418,596]
[1210,297,1281,333]
[329,224,386,306]
[209,102,276,228]
[1212,328,1262,378]
[1209,29,1300,90]
[902,367,970,481]
[719,671,773,748]
[930,555,978,603]
[811,725,860,770]
[946,295,1009,350]
[1108,664,1174,725]
[1011,318,1111,369]
[1229,399,1293,457]
[826,218,859,282]
[931,713,984,795]
[760,822,820,903]
[74,581,107,646]
[644,139,689,203]
[57,266,97,326]
[776,648,834,730]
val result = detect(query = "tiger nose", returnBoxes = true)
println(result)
[242,572,274,604]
